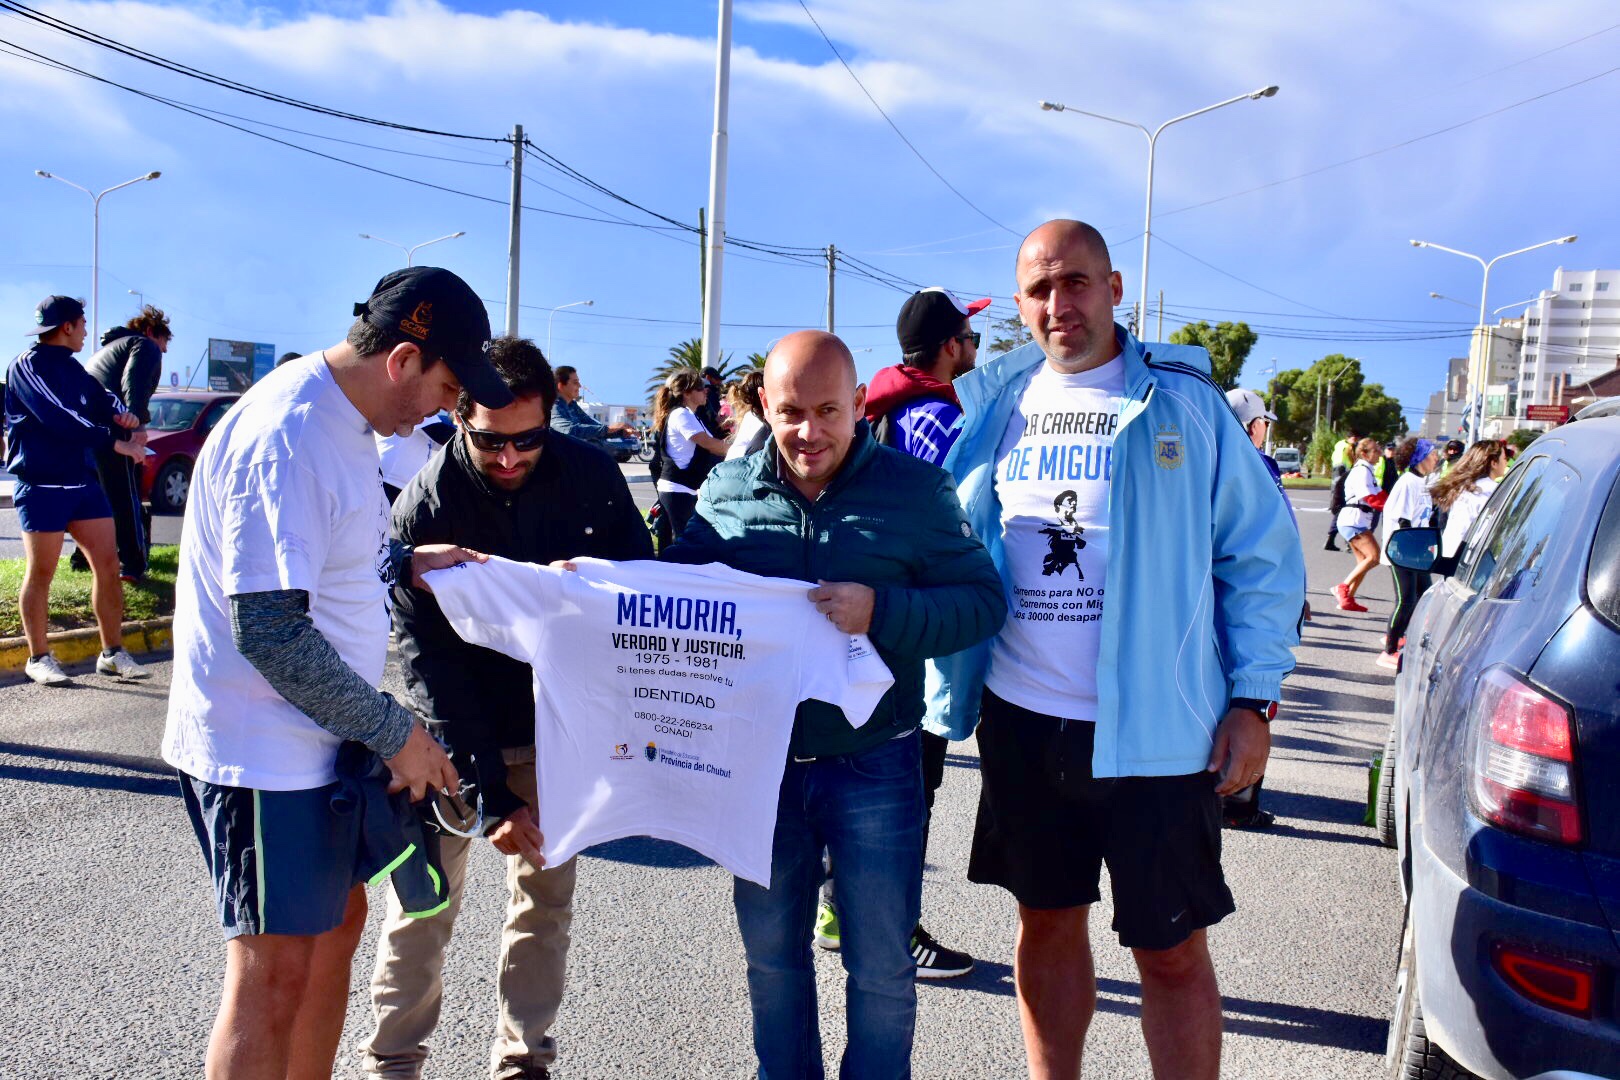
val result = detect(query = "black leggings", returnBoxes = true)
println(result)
[657,490,698,540]
[1385,565,1432,653]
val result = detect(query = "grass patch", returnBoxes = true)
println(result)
[0,545,178,639]
[1282,477,1333,489]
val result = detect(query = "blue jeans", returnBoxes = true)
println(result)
[733,730,924,1080]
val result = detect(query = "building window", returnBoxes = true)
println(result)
[1570,282,1584,292]
[1582,319,1591,327]
[1529,317,1540,326]
[1599,282,1611,292]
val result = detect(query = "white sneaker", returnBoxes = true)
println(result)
[95,647,148,679]
[25,654,72,686]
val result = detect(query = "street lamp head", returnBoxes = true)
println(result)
[35,169,51,178]
[449,231,466,239]
[1038,100,1062,112]
[1559,235,1577,244]
[358,233,373,240]
[583,300,595,307]
[1410,240,1425,248]
[1429,292,1442,299]
[143,171,161,181]
[1251,85,1280,99]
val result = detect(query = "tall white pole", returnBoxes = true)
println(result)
[700,0,733,371]
[36,170,159,344]
[507,124,524,338]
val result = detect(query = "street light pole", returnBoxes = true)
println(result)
[36,169,162,343]
[1039,85,1278,332]
[359,230,466,267]
[1410,234,1576,440]
[547,300,594,361]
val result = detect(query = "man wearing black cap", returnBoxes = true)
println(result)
[865,287,991,467]
[5,295,150,686]
[161,267,515,1079]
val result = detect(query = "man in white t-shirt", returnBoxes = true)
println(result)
[162,267,515,1080]
[927,220,1303,1080]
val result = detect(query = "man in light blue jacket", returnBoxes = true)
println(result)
[926,220,1303,1079]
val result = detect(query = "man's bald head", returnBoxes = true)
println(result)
[760,330,866,500]
[764,330,857,391]
[1016,219,1112,278]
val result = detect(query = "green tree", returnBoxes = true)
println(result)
[1506,428,1541,451]
[987,314,1031,356]
[644,338,745,395]
[745,351,769,370]
[1167,320,1257,391]
[1267,354,1406,450]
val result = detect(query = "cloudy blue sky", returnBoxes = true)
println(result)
[2,0,1615,421]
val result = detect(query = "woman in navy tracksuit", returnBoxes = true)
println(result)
[4,295,149,685]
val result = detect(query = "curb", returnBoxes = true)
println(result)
[0,616,173,678]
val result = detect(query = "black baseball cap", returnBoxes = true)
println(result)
[353,267,513,409]
[897,287,992,355]
[26,295,84,336]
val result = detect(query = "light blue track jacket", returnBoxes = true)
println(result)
[923,327,1304,777]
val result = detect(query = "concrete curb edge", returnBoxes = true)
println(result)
[0,617,173,677]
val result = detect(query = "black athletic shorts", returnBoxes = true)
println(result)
[968,688,1235,950]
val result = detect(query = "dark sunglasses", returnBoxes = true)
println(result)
[956,331,982,348]
[464,425,547,453]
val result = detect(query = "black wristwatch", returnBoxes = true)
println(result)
[1229,697,1279,723]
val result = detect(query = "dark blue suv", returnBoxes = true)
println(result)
[1380,417,1620,1079]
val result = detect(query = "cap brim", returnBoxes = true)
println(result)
[965,298,993,316]
[450,354,516,410]
[23,324,57,336]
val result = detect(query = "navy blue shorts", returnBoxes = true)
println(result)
[179,771,363,939]
[14,481,112,533]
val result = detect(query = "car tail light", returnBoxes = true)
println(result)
[1470,667,1582,845]
[1490,941,1596,1018]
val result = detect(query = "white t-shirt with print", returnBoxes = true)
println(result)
[162,354,393,791]
[985,356,1126,721]
[1337,461,1378,532]
[426,555,894,886]
[656,407,709,496]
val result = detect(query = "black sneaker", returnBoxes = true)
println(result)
[911,925,973,979]
[1222,809,1276,830]
[1323,538,1340,551]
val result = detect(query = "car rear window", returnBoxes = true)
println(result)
[1588,469,1620,631]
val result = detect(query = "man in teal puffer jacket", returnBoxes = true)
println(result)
[664,330,1004,1079]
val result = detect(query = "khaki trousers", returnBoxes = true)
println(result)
[360,746,577,1080]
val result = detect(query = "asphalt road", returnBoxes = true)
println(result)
[0,488,1408,1079]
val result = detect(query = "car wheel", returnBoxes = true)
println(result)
[151,459,192,514]
[1376,720,1400,848]
[1388,911,1478,1079]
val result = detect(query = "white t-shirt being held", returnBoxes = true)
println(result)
[657,407,709,495]
[163,355,393,791]
[985,356,1126,721]
[426,555,894,886]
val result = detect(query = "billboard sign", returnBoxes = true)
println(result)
[207,338,275,392]
[1523,405,1570,423]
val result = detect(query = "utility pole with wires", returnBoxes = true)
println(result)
[699,0,733,373]
[826,244,836,334]
[505,124,523,338]
[1156,289,1165,342]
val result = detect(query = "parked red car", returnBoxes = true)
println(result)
[140,391,239,513]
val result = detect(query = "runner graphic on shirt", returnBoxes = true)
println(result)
[1038,490,1087,578]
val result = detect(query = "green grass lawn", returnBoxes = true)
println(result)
[0,545,178,639]
[1282,477,1333,489]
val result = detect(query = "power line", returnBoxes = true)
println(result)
[1455,20,1620,87]
[0,0,504,141]
[1156,62,1620,222]
[794,0,1021,238]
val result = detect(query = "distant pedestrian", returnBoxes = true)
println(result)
[1376,438,1441,669]
[1431,439,1508,559]
[1325,428,1359,550]
[1333,437,1384,612]
[4,295,149,686]
[724,369,770,459]
[698,364,725,429]
[550,365,634,447]
[650,370,728,537]
[81,305,171,580]
[161,266,513,1079]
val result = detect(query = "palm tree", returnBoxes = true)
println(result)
[644,337,745,394]
[746,351,768,370]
